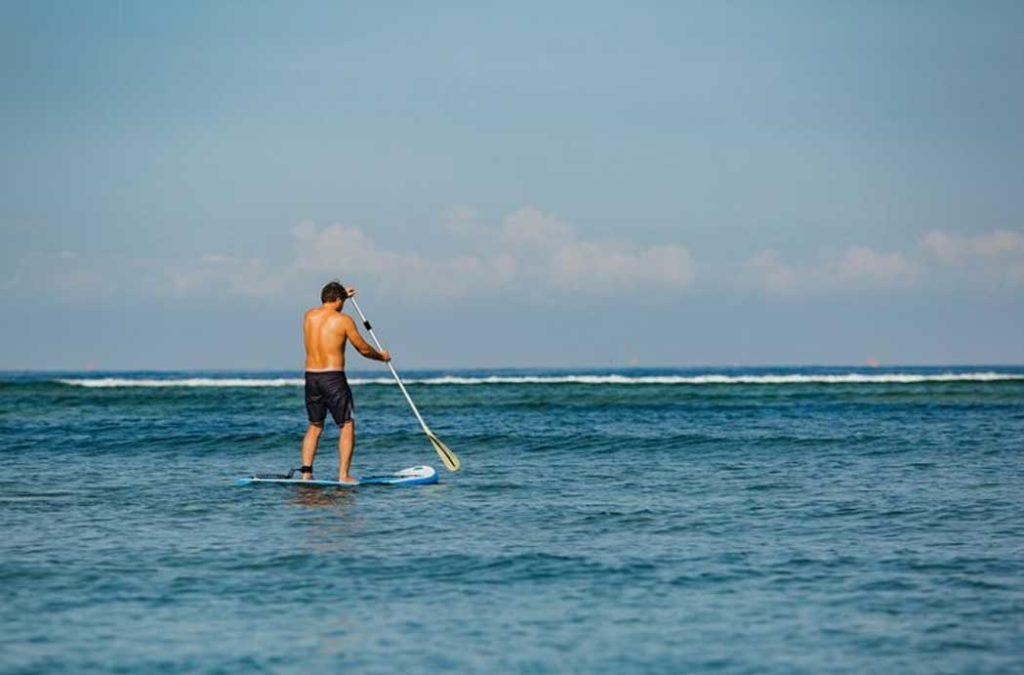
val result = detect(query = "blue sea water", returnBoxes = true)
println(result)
[2,366,1023,674]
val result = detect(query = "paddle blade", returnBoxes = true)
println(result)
[428,432,461,472]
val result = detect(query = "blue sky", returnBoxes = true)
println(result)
[2,1,1022,369]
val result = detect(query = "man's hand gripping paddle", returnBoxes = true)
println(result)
[347,293,462,472]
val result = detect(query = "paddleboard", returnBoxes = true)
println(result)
[236,465,438,487]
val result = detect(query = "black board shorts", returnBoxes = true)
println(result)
[304,371,354,426]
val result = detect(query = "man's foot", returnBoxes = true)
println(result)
[301,473,313,481]
[337,475,359,486]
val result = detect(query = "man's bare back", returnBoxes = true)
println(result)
[304,303,390,371]
[299,281,390,484]
[304,307,351,372]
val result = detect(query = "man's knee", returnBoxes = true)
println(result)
[308,422,324,433]
[340,419,355,432]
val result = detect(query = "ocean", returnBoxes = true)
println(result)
[2,367,1023,674]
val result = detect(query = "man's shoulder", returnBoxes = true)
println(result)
[322,311,355,327]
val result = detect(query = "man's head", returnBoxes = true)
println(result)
[321,280,348,308]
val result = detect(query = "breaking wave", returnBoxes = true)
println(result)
[54,372,1024,388]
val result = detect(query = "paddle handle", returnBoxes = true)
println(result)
[348,297,432,434]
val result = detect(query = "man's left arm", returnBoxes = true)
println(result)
[343,315,391,362]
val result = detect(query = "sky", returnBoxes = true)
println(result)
[1,1,1023,370]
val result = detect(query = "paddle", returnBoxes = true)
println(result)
[347,294,462,472]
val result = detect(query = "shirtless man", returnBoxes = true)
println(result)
[300,280,391,484]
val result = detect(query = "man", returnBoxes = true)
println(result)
[300,280,391,484]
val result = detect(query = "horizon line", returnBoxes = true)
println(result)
[3,363,1024,375]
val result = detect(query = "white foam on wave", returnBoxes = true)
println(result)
[55,372,1024,387]
[56,378,305,388]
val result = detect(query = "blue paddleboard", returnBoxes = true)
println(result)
[236,465,437,487]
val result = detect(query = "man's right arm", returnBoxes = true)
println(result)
[343,316,391,362]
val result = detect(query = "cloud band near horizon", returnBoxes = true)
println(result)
[4,208,1022,305]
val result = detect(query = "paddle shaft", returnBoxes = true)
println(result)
[348,297,432,435]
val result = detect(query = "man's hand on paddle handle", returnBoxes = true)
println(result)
[379,350,392,363]
[344,287,357,298]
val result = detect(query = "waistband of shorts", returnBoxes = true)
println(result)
[305,370,347,377]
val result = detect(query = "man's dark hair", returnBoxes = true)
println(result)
[321,280,347,303]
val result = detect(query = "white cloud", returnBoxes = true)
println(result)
[922,229,1024,282]
[441,206,487,239]
[500,207,575,249]
[145,211,1024,307]
[170,255,285,298]
[745,245,917,294]
[168,207,695,301]
[746,249,798,293]
[498,207,694,292]
[289,220,514,298]
[835,245,919,284]
[973,230,1024,258]
[920,231,961,264]
[746,229,1024,295]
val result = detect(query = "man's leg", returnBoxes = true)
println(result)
[338,420,356,484]
[301,423,323,479]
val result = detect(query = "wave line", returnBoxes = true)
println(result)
[54,372,1024,388]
